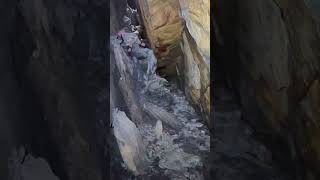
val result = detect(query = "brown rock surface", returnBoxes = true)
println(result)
[137,0,211,126]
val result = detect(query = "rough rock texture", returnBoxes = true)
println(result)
[213,0,320,179]
[212,72,294,180]
[9,147,60,180]
[110,33,210,179]
[137,0,183,76]
[112,109,149,175]
[0,0,108,179]
[137,0,211,126]
[179,0,210,63]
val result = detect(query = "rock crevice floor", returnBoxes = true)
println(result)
[110,32,210,179]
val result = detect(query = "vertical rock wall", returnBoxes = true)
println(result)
[137,0,183,76]
[0,0,108,179]
[0,1,20,179]
[213,0,320,179]
[137,0,211,126]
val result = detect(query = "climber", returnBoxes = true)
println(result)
[116,28,126,44]
[118,31,147,57]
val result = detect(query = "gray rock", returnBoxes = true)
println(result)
[143,102,180,129]
[112,109,149,175]
[9,147,59,180]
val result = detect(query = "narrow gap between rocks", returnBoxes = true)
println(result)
[110,1,210,179]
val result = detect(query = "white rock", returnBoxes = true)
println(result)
[155,120,163,140]
[112,109,149,175]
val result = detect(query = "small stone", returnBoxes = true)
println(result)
[155,120,163,140]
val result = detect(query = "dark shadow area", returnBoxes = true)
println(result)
[0,0,108,180]
[212,0,320,179]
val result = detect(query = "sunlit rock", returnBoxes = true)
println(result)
[112,109,149,175]
[179,0,210,63]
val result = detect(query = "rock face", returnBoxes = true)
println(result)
[112,109,149,175]
[137,0,211,126]
[137,0,183,76]
[9,147,60,180]
[179,0,210,64]
[213,0,320,179]
[0,0,108,179]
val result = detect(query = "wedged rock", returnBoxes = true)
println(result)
[143,102,181,129]
[112,109,149,175]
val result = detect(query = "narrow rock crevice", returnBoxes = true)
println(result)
[110,1,210,179]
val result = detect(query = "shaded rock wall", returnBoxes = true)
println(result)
[17,0,108,179]
[0,1,20,179]
[0,0,108,179]
[137,0,211,126]
[213,0,320,179]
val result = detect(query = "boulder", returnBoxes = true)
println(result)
[112,109,149,175]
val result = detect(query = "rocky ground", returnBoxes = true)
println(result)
[110,31,210,179]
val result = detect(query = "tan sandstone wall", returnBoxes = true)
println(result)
[137,0,211,126]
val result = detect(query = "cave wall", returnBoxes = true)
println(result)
[137,0,211,126]
[213,0,320,179]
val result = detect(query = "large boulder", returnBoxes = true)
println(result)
[112,109,149,175]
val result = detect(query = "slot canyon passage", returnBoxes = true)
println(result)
[0,0,320,180]
[111,0,320,179]
[110,0,211,179]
